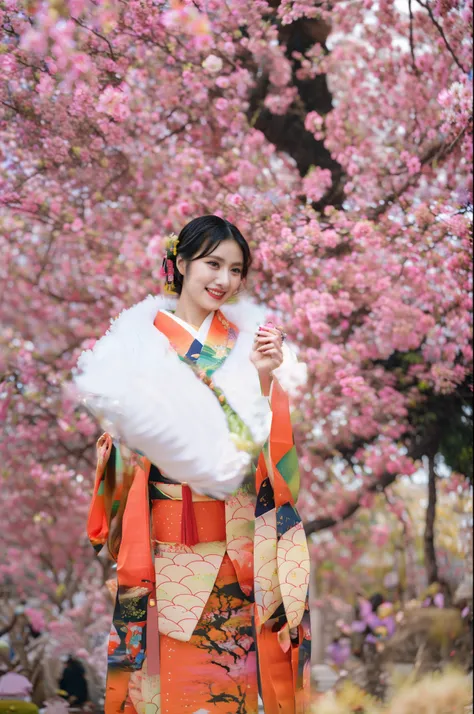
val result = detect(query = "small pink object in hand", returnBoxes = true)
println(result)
[258,322,286,342]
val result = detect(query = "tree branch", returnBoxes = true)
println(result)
[369,124,469,219]
[72,18,117,61]
[304,469,398,535]
[415,0,468,73]
[408,0,420,75]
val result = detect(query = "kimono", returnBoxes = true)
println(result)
[76,296,311,714]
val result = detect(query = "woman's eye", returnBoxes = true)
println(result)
[207,261,219,268]
[232,268,242,274]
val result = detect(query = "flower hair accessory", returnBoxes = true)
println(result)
[160,232,179,293]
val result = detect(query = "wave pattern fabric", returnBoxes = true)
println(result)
[82,299,311,713]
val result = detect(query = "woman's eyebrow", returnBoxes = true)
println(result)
[208,254,244,267]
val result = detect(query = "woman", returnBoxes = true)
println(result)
[75,216,311,714]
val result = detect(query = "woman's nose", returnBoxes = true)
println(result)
[215,269,231,288]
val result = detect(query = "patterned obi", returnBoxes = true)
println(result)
[149,463,225,546]
[150,482,226,544]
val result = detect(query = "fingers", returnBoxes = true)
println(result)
[257,345,283,358]
[253,337,275,350]
[254,332,283,358]
[252,326,285,367]
[259,325,286,342]
[257,344,283,357]
[255,339,279,351]
[258,326,282,339]
[255,331,283,348]
[256,333,279,341]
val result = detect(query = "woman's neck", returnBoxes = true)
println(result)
[173,294,212,329]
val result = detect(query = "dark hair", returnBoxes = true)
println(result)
[170,215,252,295]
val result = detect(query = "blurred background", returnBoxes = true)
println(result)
[0,0,472,712]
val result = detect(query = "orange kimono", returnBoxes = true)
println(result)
[81,298,311,714]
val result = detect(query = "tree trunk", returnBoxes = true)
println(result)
[309,569,325,664]
[424,453,439,585]
[245,13,345,209]
[404,535,418,601]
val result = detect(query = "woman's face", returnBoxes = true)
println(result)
[177,239,244,312]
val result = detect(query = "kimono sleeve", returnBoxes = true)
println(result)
[265,377,301,504]
[87,433,124,556]
[267,341,307,502]
[254,378,310,634]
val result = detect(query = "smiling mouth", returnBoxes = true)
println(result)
[206,288,226,300]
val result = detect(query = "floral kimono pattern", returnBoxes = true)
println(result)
[86,306,311,714]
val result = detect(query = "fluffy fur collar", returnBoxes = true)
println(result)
[74,294,306,497]
[135,293,307,397]
[76,292,306,444]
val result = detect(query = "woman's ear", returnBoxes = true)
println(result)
[175,255,186,277]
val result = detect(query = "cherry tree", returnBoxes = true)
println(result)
[0,459,111,675]
[0,0,472,653]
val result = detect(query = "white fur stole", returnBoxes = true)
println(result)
[74,295,306,499]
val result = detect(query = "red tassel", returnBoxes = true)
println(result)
[181,484,199,546]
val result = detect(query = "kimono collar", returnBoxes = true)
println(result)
[154,308,238,376]
[147,294,266,336]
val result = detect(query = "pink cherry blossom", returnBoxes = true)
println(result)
[97,85,131,122]
[202,54,223,74]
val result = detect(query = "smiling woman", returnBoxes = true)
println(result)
[171,216,250,326]
[74,215,311,714]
